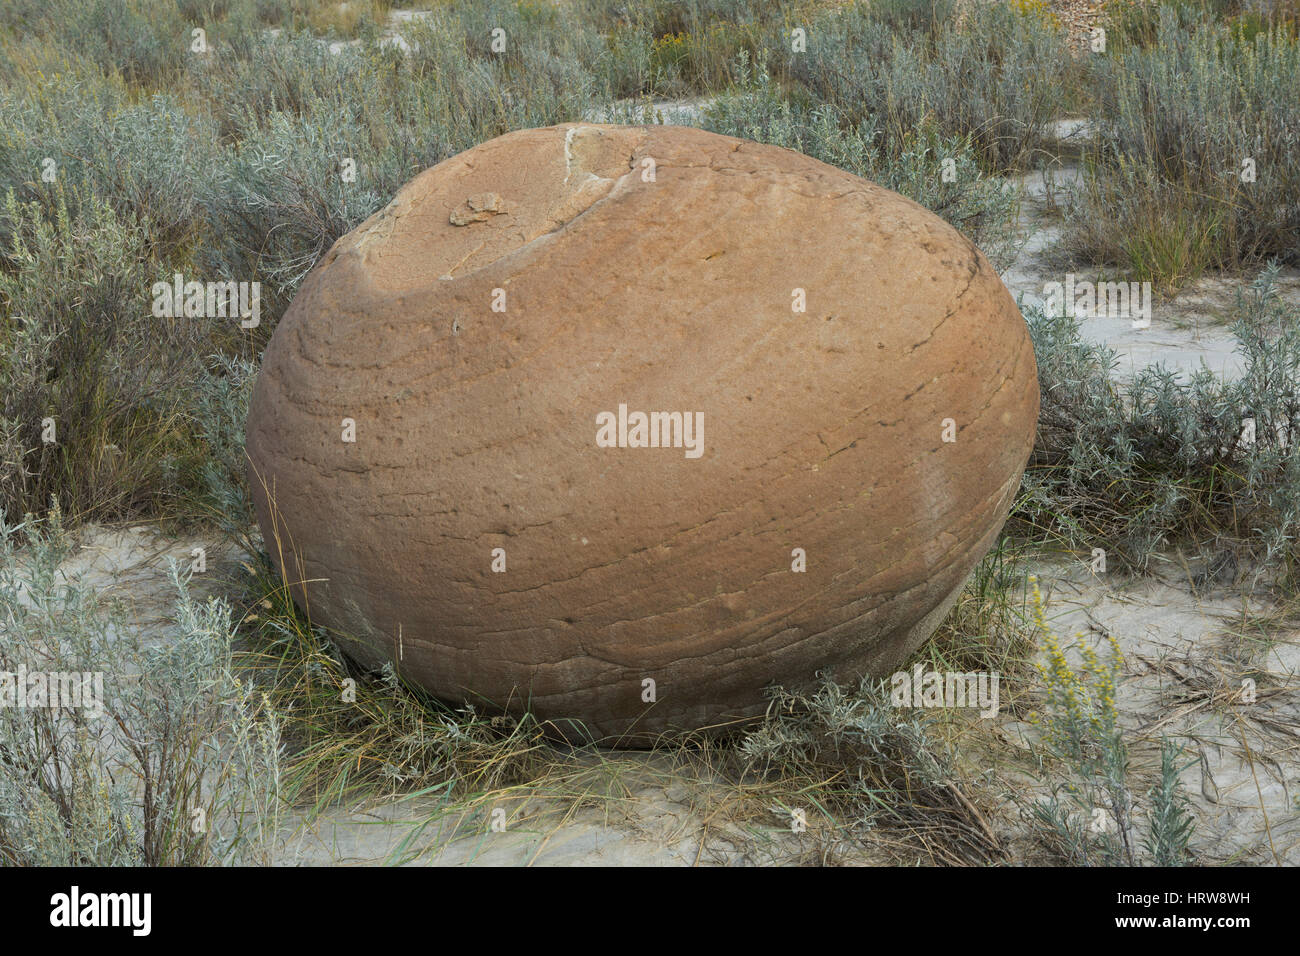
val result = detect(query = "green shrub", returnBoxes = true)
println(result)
[200,104,395,327]
[865,0,956,35]
[1101,0,1242,51]
[788,2,1074,172]
[1143,737,1196,864]
[1065,14,1300,286]
[0,65,218,260]
[1025,578,1138,865]
[11,0,192,88]
[1019,264,1300,578]
[1023,582,1196,866]
[0,189,214,524]
[0,508,282,865]
[191,355,258,535]
[581,0,778,97]
[198,29,361,133]
[738,677,1005,863]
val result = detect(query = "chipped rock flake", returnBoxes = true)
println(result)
[450,192,508,226]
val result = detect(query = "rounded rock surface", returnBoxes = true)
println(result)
[246,123,1039,744]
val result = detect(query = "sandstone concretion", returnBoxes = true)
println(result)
[245,123,1040,744]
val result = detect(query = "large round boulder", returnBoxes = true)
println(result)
[246,123,1039,744]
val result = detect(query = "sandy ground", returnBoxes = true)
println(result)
[1001,554,1300,865]
[34,507,1300,866]
[1002,120,1300,382]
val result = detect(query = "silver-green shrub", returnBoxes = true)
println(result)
[0,189,215,523]
[0,68,218,258]
[740,677,1004,862]
[1065,11,1300,283]
[788,1,1074,172]
[0,507,282,864]
[1020,263,1300,576]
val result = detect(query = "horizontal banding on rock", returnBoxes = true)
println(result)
[245,122,1040,745]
